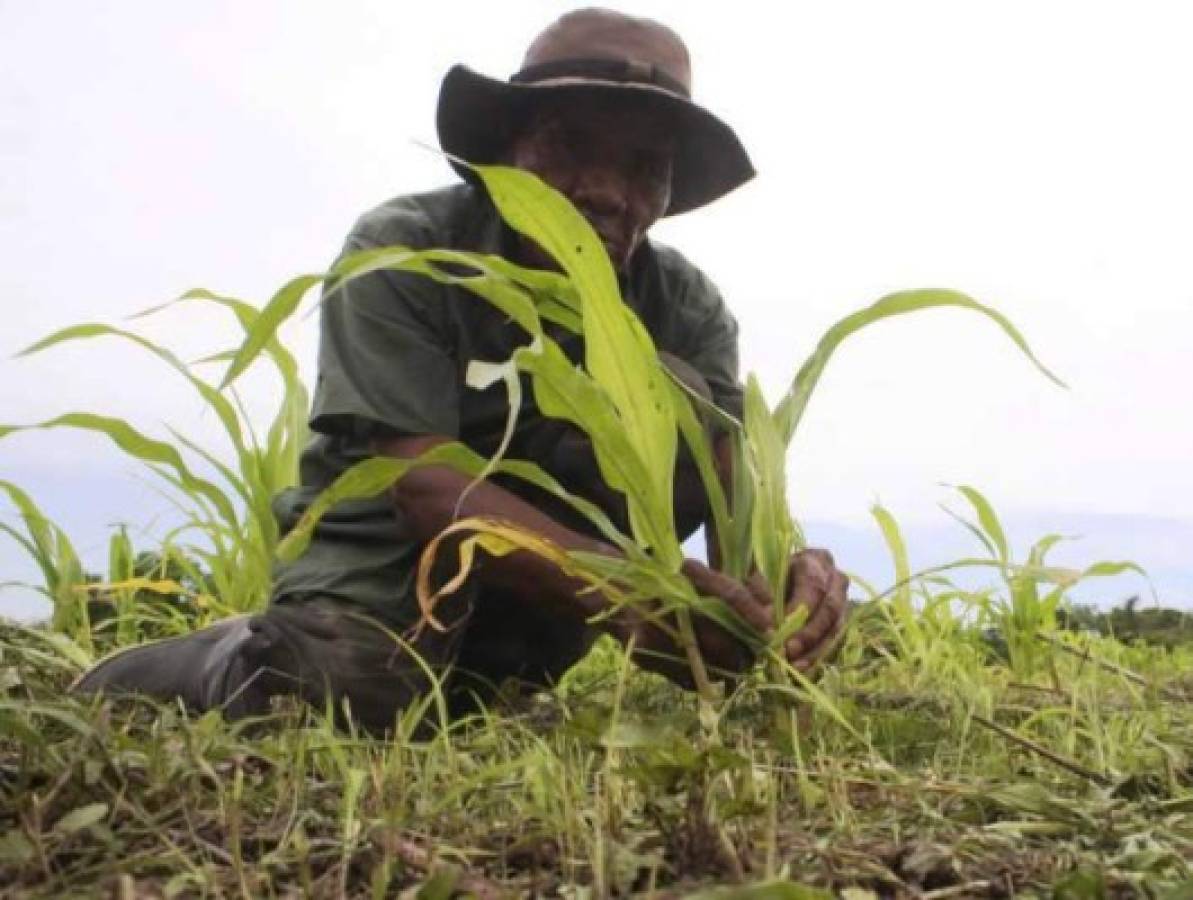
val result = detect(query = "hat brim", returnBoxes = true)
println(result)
[436,64,755,217]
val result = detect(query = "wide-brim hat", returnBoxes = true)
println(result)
[436,8,756,217]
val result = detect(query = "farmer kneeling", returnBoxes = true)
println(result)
[75,9,848,734]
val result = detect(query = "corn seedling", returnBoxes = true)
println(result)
[0,480,90,652]
[1,294,310,618]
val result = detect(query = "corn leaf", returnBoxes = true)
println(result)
[473,164,680,567]
[667,378,736,572]
[1028,533,1069,567]
[744,375,796,613]
[951,484,1010,564]
[18,322,248,454]
[0,481,86,633]
[277,441,637,563]
[0,413,238,528]
[774,288,1066,447]
[519,342,672,554]
[219,273,325,389]
[870,501,924,653]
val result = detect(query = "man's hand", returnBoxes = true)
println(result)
[781,549,849,675]
[627,550,849,688]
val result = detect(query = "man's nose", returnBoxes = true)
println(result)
[569,165,629,218]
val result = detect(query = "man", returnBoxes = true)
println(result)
[76,9,848,733]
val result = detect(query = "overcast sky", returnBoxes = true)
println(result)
[2,1,1190,617]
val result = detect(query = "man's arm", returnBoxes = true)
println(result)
[375,433,627,634]
[373,432,775,681]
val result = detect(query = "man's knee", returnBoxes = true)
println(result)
[245,598,461,734]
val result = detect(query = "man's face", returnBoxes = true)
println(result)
[506,93,675,272]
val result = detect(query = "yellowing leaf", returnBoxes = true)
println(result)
[415,516,624,632]
[73,578,189,596]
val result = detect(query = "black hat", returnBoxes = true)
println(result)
[436,8,756,217]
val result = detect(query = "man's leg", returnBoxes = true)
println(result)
[72,597,463,735]
[446,586,597,716]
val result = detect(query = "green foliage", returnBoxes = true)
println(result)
[0,480,89,650]
[2,562,1191,896]
[5,142,1188,898]
[939,484,1146,676]
[771,288,1065,447]
[222,163,1068,713]
[744,374,798,608]
[1,292,310,618]
[477,164,684,567]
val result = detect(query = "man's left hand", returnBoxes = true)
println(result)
[780,548,849,675]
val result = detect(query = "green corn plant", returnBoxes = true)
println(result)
[1,292,310,627]
[939,485,1145,679]
[0,480,91,652]
[865,487,1146,682]
[79,536,213,647]
[105,525,136,646]
[222,162,1067,731]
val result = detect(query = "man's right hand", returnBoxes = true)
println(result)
[626,554,848,689]
[625,559,774,687]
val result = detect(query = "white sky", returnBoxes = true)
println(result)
[1,1,1191,613]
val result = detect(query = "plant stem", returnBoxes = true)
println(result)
[676,609,719,727]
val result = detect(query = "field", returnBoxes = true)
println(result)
[3,597,1192,898]
[2,167,1192,898]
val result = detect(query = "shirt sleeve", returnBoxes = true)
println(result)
[669,268,745,422]
[309,231,460,441]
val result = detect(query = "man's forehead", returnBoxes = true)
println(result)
[526,94,676,144]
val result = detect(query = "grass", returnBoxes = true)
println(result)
[2,589,1192,897]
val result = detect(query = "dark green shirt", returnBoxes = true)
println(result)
[271,183,743,626]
